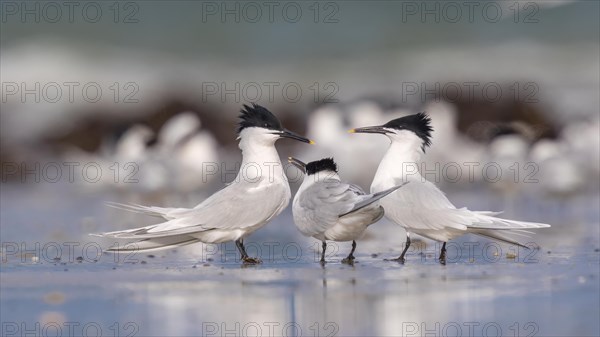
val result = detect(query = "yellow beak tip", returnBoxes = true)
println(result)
[348,129,356,133]
[309,140,316,145]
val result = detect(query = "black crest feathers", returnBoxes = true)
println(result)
[238,103,282,134]
[383,112,433,150]
[306,158,338,175]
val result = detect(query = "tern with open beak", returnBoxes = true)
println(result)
[289,157,406,264]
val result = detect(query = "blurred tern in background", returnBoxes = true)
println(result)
[289,157,406,264]
[155,112,219,196]
[484,123,534,206]
[529,138,584,198]
[301,102,392,187]
[424,102,486,185]
[114,124,155,163]
[350,113,550,264]
[93,104,313,264]
[562,118,600,182]
[62,112,219,200]
[62,123,169,194]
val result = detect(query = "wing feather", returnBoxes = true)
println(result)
[380,178,549,231]
[294,180,363,237]
[100,178,290,239]
[147,177,289,233]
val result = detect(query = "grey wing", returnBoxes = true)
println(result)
[141,177,289,235]
[382,178,471,231]
[347,183,367,196]
[340,182,408,217]
[296,180,360,236]
[383,179,509,231]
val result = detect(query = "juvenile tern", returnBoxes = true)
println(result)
[289,157,406,264]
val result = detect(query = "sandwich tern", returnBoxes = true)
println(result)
[93,104,313,264]
[289,157,406,264]
[350,113,550,264]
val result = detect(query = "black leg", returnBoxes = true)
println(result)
[439,242,447,265]
[236,239,261,264]
[320,241,327,264]
[341,240,357,265]
[235,239,248,259]
[387,233,410,263]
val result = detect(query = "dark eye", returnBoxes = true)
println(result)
[264,123,269,127]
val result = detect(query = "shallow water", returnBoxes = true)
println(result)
[1,184,599,337]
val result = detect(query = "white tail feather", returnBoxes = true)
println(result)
[469,213,550,230]
[104,235,199,252]
[470,229,538,249]
[105,202,167,218]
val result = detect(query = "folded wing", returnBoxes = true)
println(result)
[383,178,549,231]
[296,180,374,236]
[95,177,289,239]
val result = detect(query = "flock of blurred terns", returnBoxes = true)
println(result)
[64,100,599,202]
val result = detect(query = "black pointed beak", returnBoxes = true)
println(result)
[288,157,306,173]
[348,126,389,134]
[277,129,315,144]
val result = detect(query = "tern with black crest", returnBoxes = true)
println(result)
[93,104,313,264]
[289,157,407,264]
[350,113,550,264]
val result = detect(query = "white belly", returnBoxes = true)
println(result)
[190,229,249,243]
